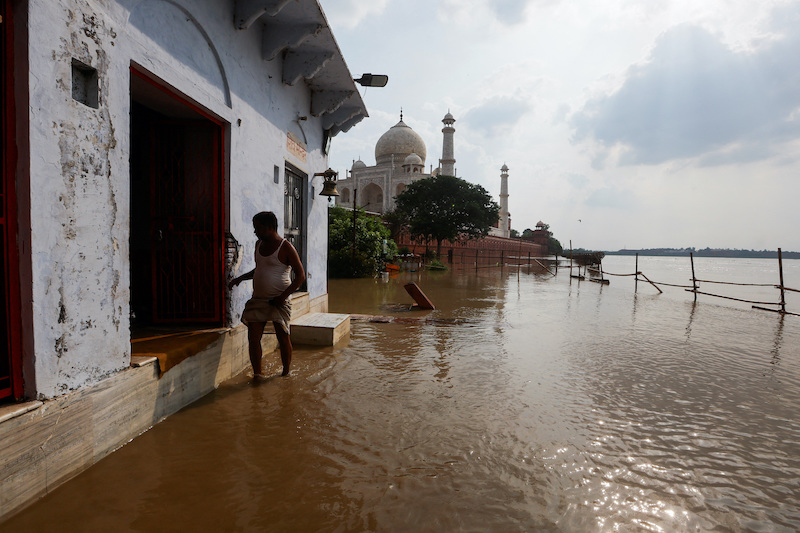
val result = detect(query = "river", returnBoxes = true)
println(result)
[4,257,800,532]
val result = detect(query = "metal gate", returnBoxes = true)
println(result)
[150,119,223,323]
[284,165,306,266]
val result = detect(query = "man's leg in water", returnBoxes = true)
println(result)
[274,322,292,376]
[247,322,266,376]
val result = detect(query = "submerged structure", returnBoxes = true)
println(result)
[0,0,367,520]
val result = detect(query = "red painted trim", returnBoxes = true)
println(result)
[130,67,225,126]
[2,0,24,400]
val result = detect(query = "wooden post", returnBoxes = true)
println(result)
[569,240,573,276]
[476,248,479,271]
[690,252,697,301]
[527,251,531,267]
[778,248,786,314]
[500,249,504,267]
[635,253,639,293]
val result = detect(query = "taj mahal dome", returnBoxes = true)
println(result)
[335,111,511,237]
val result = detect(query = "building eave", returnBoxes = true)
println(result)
[233,0,368,136]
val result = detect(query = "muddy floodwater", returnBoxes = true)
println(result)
[5,259,800,532]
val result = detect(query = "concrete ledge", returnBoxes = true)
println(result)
[289,291,309,320]
[0,401,43,425]
[290,313,350,346]
[308,293,328,314]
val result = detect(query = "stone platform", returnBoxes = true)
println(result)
[290,313,350,346]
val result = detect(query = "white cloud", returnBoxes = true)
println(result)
[462,96,532,136]
[325,0,800,251]
[322,0,391,30]
[570,8,800,166]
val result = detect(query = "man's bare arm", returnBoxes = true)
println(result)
[275,243,306,304]
[228,268,255,290]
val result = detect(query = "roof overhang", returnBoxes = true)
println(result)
[234,0,368,136]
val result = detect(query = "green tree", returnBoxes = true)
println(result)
[548,236,563,256]
[521,228,534,237]
[328,206,397,278]
[381,209,408,242]
[510,229,520,238]
[394,175,500,256]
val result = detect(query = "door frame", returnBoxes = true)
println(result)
[130,67,226,325]
[2,0,23,400]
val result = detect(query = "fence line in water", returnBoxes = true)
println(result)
[588,250,798,317]
[399,246,798,317]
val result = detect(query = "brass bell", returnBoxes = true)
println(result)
[315,168,340,197]
[319,178,340,197]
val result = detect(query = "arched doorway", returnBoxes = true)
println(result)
[361,182,384,213]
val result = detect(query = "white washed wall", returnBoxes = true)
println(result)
[27,0,332,398]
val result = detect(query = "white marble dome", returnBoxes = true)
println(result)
[375,119,427,166]
[351,159,367,170]
[403,153,423,165]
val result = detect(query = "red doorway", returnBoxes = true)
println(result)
[130,69,225,328]
[1,0,23,400]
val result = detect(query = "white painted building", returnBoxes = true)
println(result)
[0,0,367,519]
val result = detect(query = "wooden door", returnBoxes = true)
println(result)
[149,119,223,323]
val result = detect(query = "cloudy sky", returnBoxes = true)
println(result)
[322,0,800,252]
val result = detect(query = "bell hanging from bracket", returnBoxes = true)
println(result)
[315,168,340,197]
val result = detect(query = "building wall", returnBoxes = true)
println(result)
[25,0,332,398]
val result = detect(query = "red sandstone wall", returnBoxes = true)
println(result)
[395,231,547,264]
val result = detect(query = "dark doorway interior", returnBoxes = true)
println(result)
[130,73,224,332]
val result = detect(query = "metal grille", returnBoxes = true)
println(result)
[150,120,222,323]
[283,166,305,265]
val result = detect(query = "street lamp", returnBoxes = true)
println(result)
[354,73,388,87]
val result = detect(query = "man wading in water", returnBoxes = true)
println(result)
[229,212,305,377]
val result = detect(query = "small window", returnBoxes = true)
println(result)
[72,59,99,108]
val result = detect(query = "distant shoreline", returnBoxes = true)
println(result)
[605,249,800,259]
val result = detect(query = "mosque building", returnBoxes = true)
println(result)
[335,111,512,238]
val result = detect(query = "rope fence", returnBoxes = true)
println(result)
[402,244,797,317]
[585,250,798,317]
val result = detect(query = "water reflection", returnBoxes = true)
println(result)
[5,267,800,532]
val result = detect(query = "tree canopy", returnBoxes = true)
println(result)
[328,206,397,278]
[394,175,499,255]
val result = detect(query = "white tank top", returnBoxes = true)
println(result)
[252,239,292,298]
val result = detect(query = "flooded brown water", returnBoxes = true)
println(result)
[5,262,800,532]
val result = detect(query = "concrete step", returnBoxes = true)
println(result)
[289,291,310,319]
[290,312,350,346]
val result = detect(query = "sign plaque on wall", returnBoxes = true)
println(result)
[286,132,307,163]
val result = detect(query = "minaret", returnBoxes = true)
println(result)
[440,111,456,176]
[500,164,510,238]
